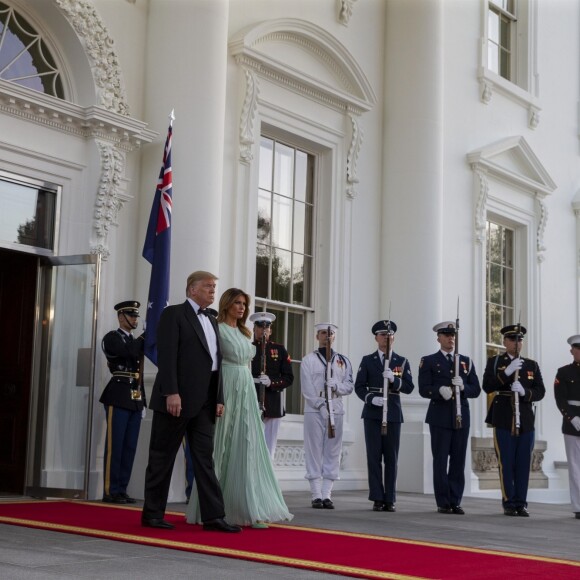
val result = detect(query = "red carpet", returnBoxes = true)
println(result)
[0,500,578,579]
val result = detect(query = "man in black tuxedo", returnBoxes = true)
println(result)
[141,271,241,532]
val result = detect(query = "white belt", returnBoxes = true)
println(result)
[568,400,580,406]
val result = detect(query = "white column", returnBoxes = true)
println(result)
[382,0,444,493]
[137,0,229,302]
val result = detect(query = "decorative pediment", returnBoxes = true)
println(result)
[467,136,556,198]
[229,19,376,115]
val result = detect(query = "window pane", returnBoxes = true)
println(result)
[273,143,294,197]
[255,244,270,298]
[287,361,304,414]
[488,43,499,74]
[295,150,307,202]
[287,311,304,360]
[293,201,305,254]
[257,189,271,245]
[488,303,503,345]
[489,222,501,264]
[488,11,499,44]
[500,47,510,80]
[292,253,304,305]
[489,263,502,304]
[272,248,291,303]
[272,193,292,251]
[267,306,286,345]
[259,138,273,191]
[301,256,312,306]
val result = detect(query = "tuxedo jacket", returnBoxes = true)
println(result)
[418,351,481,429]
[482,353,545,433]
[355,351,414,422]
[148,301,223,419]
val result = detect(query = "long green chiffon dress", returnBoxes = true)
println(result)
[185,323,293,527]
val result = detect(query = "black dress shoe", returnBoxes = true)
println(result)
[102,494,127,504]
[516,507,530,517]
[311,498,323,509]
[575,512,580,519]
[141,518,175,529]
[322,498,335,509]
[437,507,452,514]
[120,493,137,504]
[202,518,242,533]
[504,508,518,516]
[372,501,385,512]
[450,506,465,515]
[384,503,396,512]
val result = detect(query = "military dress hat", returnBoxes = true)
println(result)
[114,300,140,317]
[315,322,338,334]
[433,321,456,335]
[501,324,527,338]
[372,320,397,335]
[567,334,580,347]
[249,312,276,327]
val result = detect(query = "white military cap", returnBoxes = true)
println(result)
[249,312,276,326]
[315,322,338,334]
[567,334,580,347]
[433,321,456,335]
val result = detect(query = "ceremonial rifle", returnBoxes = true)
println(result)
[453,298,462,429]
[381,311,394,436]
[258,333,267,418]
[512,316,522,437]
[325,326,336,439]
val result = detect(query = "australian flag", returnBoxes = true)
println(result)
[142,121,173,365]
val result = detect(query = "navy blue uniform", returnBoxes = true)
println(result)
[355,351,414,505]
[482,354,545,510]
[100,329,146,499]
[419,351,480,509]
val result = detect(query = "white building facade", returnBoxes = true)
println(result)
[0,0,577,504]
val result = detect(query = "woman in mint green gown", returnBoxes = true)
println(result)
[186,288,292,528]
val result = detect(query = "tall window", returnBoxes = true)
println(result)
[0,2,64,98]
[485,220,514,357]
[255,136,315,414]
[487,0,516,82]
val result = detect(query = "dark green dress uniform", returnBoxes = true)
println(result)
[100,301,146,503]
[482,328,545,515]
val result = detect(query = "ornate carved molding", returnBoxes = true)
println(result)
[273,443,346,468]
[346,114,362,199]
[473,166,489,244]
[338,0,358,26]
[239,68,260,164]
[55,0,129,116]
[536,196,548,263]
[92,141,127,260]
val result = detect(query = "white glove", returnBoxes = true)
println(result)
[504,357,523,377]
[511,381,525,397]
[382,368,395,383]
[259,374,271,387]
[319,405,329,421]
[451,376,464,391]
[571,416,580,431]
[326,377,339,392]
[141,408,147,419]
[439,386,453,401]
[253,377,261,384]
[371,396,384,407]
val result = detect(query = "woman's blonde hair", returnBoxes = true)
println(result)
[217,288,252,338]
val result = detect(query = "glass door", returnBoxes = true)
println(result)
[26,253,100,498]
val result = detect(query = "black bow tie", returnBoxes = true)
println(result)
[198,308,209,317]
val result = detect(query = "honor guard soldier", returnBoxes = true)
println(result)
[100,300,146,504]
[419,321,480,515]
[482,324,545,517]
[301,323,354,509]
[355,320,414,512]
[554,334,580,519]
[250,312,294,459]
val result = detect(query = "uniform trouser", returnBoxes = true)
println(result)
[363,419,401,504]
[564,434,580,512]
[182,437,195,499]
[429,424,469,508]
[103,406,141,496]
[304,412,343,481]
[494,427,534,509]
[263,417,281,459]
[142,401,225,523]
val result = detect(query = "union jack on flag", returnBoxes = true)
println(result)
[142,118,174,365]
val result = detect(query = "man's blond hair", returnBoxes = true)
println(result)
[186,271,218,294]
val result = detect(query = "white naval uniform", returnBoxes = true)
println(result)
[301,349,354,489]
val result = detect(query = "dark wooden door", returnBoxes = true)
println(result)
[0,248,37,493]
